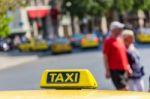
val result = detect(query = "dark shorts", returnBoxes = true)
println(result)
[110,70,128,89]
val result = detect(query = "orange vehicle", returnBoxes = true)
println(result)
[81,34,99,48]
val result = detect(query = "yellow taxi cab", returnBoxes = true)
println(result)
[81,34,99,48]
[136,28,150,43]
[0,69,150,99]
[51,38,72,54]
[18,39,49,52]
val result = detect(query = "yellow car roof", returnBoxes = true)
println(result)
[0,90,150,99]
[1,69,149,99]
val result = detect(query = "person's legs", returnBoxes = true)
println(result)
[118,86,128,91]
[110,70,128,90]
[135,79,145,91]
[128,79,135,91]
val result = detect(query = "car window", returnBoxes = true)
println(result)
[55,39,69,44]
[143,28,150,34]
[84,34,97,39]
[73,34,83,39]
[21,40,30,44]
[137,28,150,34]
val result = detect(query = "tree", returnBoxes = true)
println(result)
[112,0,134,13]
[62,0,95,33]
[109,0,134,22]
[84,0,113,35]
[62,0,90,19]
[0,15,12,38]
[110,0,150,28]
[81,0,133,34]
[132,0,150,11]
[132,0,150,28]
[87,0,113,16]
[61,0,150,34]
[0,0,28,38]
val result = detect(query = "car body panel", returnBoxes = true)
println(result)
[31,41,48,51]
[70,34,83,47]
[136,34,150,43]
[0,90,149,99]
[81,40,99,48]
[51,38,72,53]
[81,34,99,48]
[18,39,48,51]
[18,43,31,51]
[136,28,150,43]
[51,44,72,53]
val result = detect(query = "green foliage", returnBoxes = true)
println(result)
[111,0,134,14]
[86,0,101,16]
[62,0,89,19]
[0,0,27,38]
[0,15,12,37]
[62,0,150,17]
[62,0,113,17]
[0,0,28,14]
[87,0,113,16]
[132,0,150,11]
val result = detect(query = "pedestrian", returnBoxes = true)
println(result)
[103,21,132,90]
[122,30,145,91]
[13,36,21,48]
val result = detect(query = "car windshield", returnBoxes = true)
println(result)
[73,34,83,39]
[54,38,69,44]
[84,34,97,39]
[137,28,150,34]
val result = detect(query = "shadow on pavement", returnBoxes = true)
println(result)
[1,50,51,57]
[39,46,102,58]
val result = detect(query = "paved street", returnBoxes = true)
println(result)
[0,51,38,70]
[0,44,150,91]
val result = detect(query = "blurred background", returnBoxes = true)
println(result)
[0,0,150,91]
[1,0,150,44]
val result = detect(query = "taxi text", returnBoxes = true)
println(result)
[47,72,80,83]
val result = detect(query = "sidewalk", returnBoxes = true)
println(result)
[0,55,38,70]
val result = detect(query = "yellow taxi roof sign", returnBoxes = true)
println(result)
[40,69,98,89]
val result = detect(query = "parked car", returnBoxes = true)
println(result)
[0,39,10,51]
[70,34,83,47]
[136,28,150,43]
[18,39,49,52]
[46,38,55,49]
[51,38,72,54]
[81,34,99,48]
